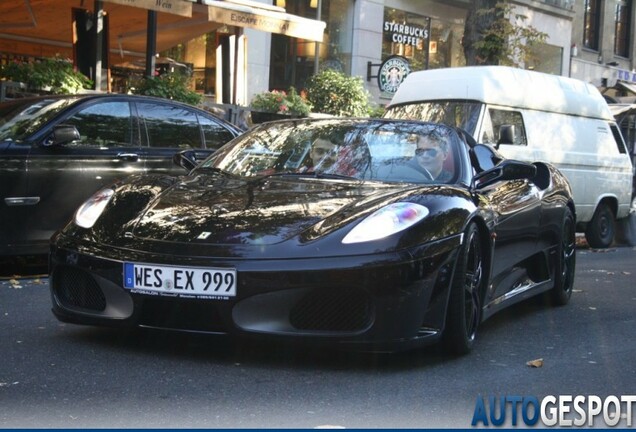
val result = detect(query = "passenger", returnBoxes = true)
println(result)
[306,137,338,171]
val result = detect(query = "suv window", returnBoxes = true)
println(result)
[137,102,202,149]
[483,109,528,146]
[199,114,236,150]
[64,101,133,147]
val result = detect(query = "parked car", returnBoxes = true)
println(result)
[0,94,242,256]
[49,118,576,354]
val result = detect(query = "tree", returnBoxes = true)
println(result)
[463,0,548,67]
[306,69,372,117]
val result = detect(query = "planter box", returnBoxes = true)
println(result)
[250,111,303,124]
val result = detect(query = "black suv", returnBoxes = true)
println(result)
[0,94,242,256]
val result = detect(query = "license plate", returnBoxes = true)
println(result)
[123,262,236,299]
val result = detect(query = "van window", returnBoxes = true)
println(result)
[610,124,628,154]
[384,101,482,133]
[483,109,528,146]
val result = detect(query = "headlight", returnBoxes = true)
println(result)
[342,202,429,244]
[74,188,115,228]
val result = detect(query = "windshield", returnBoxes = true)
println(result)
[0,97,78,141]
[198,119,461,185]
[384,100,483,135]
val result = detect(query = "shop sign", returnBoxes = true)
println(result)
[384,21,428,47]
[617,69,636,83]
[103,0,192,17]
[208,5,325,42]
[378,55,410,94]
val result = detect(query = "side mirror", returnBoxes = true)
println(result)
[496,125,515,148]
[173,150,198,172]
[45,125,80,146]
[473,159,537,189]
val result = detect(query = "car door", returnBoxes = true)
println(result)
[21,98,142,250]
[135,101,216,175]
[0,139,31,254]
[472,144,542,300]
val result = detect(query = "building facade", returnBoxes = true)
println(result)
[569,0,636,99]
[3,0,636,105]
[240,0,578,106]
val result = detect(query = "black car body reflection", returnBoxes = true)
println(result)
[0,94,242,256]
[49,118,576,354]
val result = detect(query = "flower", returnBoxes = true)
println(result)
[250,87,312,116]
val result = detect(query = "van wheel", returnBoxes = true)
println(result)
[551,208,576,305]
[442,222,483,355]
[585,203,615,249]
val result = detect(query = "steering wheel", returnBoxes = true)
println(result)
[408,163,434,181]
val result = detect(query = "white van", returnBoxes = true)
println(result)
[385,66,633,248]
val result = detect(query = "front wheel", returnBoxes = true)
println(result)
[551,207,576,306]
[442,222,484,355]
[585,203,615,248]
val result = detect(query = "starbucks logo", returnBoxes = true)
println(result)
[378,56,411,94]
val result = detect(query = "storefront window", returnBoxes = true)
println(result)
[161,31,223,95]
[527,43,563,75]
[269,0,352,91]
[382,8,430,72]
[382,9,464,72]
[427,19,466,69]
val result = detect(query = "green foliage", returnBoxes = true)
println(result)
[131,73,202,105]
[472,1,548,66]
[306,69,372,117]
[250,87,312,116]
[0,57,92,94]
[367,104,386,118]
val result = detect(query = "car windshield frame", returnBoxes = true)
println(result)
[196,118,462,185]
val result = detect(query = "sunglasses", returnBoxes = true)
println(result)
[415,147,441,157]
[313,148,332,155]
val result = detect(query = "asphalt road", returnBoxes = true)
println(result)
[1,246,635,428]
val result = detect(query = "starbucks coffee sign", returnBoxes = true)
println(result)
[378,56,411,94]
[384,21,428,46]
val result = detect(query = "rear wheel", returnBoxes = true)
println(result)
[551,207,576,306]
[585,203,615,248]
[442,222,484,355]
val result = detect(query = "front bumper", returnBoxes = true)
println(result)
[49,234,461,351]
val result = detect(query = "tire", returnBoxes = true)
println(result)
[442,222,484,355]
[585,203,615,249]
[551,207,576,306]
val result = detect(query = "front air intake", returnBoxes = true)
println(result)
[53,267,106,312]
[289,289,373,332]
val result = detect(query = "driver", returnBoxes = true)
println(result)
[412,133,452,182]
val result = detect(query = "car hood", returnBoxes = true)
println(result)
[129,175,411,246]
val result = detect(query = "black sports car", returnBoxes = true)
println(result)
[49,118,576,354]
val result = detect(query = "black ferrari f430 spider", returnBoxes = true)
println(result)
[49,118,576,354]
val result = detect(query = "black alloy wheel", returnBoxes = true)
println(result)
[551,207,576,305]
[442,222,484,355]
